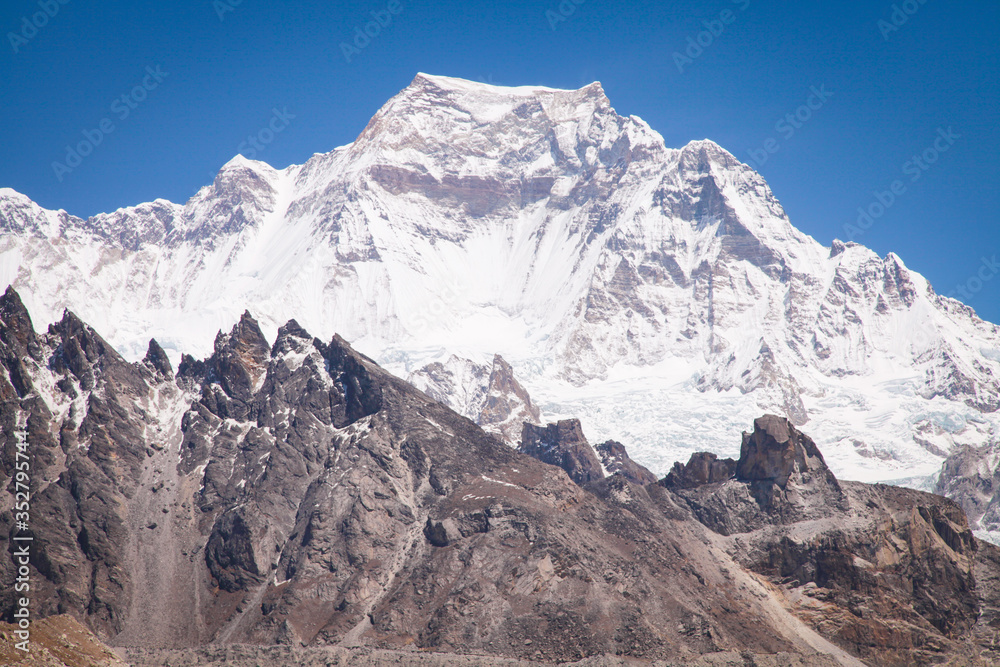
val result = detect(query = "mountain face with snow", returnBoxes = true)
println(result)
[2,73,999,492]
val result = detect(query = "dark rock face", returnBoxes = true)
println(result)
[205,512,262,592]
[736,414,835,489]
[319,333,383,427]
[144,338,174,379]
[661,452,736,490]
[3,289,1000,666]
[594,439,657,485]
[935,442,1000,531]
[0,296,173,639]
[737,484,982,666]
[518,419,604,486]
[208,310,270,406]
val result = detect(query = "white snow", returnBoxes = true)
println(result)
[481,475,519,489]
[3,74,999,488]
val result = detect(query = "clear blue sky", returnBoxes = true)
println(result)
[1,0,997,322]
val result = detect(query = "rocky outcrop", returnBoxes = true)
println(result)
[661,452,736,490]
[935,442,1000,531]
[594,439,657,485]
[143,338,174,379]
[733,483,983,666]
[409,354,540,446]
[736,415,837,489]
[478,354,540,445]
[663,415,992,666]
[518,419,605,486]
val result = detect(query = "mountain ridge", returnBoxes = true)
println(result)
[3,287,1000,664]
[1,74,998,495]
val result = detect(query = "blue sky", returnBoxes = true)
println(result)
[1,0,998,323]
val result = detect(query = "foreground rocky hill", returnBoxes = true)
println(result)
[1,288,999,666]
[0,615,127,667]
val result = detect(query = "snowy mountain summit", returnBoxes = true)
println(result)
[2,72,999,490]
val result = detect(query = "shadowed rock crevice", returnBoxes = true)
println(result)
[205,512,263,592]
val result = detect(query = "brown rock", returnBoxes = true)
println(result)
[519,419,604,486]
[595,439,657,485]
[736,414,835,489]
[661,452,736,490]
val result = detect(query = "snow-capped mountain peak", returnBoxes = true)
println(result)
[2,74,998,490]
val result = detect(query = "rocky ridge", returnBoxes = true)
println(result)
[2,291,1000,665]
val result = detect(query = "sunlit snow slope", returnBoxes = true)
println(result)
[2,73,999,485]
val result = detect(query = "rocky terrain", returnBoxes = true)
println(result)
[2,290,1000,665]
[408,354,540,446]
[1,74,998,490]
[0,614,127,667]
